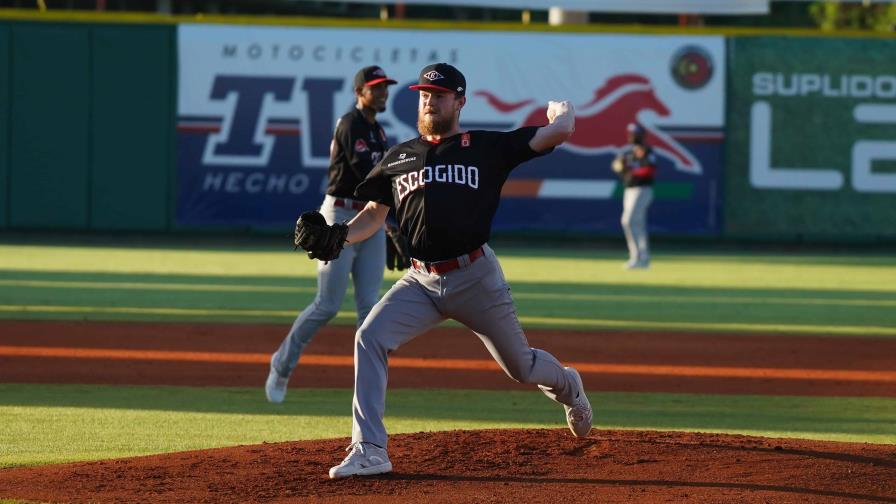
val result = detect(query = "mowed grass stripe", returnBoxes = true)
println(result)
[2,304,895,336]
[2,244,895,292]
[4,345,896,383]
[2,385,895,468]
[0,279,318,294]
[0,304,303,318]
[3,278,895,308]
[521,315,896,336]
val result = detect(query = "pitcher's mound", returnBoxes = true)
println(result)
[1,429,894,503]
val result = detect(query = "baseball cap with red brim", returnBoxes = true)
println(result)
[353,65,398,89]
[409,63,466,96]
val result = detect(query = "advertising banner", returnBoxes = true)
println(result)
[726,36,896,239]
[177,24,725,234]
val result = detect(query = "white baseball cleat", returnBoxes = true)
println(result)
[329,442,393,479]
[564,367,593,437]
[265,357,289,404]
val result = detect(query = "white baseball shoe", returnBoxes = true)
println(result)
[329,442,393,479]
[265,356,288,404]
[564,367,593,437]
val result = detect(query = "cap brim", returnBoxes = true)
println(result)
[409,84,459,94]
[364,78,397,87]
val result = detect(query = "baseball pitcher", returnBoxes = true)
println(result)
[294,63,593,479]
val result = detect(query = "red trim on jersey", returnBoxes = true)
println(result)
[631,165,657,179]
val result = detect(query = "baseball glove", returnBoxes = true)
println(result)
[611,157,625,174]
[294,211,349,262]
[385,225,411,271]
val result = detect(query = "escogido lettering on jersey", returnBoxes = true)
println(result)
[395,164,480,203]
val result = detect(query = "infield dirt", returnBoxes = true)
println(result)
[1,320,895,503]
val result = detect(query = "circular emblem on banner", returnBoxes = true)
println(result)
[670,45,713,90]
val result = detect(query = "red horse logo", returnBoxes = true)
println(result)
[475,74,701,174]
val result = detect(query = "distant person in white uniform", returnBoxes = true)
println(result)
[611,122,656,270]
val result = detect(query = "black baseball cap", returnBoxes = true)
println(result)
[409,63,466,96]
[353,65,397,89]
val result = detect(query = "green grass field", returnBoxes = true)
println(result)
[2,243,894,335]
[1,385,894,469]
[1,241,894,469]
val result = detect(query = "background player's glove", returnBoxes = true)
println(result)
[385,225,411,271]
[612,157,624,174]
[294,211,349,262]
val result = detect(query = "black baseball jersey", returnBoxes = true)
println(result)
[615,144,657,187]
[355,126,548,262]
[326,107,389,200]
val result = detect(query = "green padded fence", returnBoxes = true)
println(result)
[10,23,91,229]
[0,25,8,229]
[2,20,174,231]
[90,25,173,230]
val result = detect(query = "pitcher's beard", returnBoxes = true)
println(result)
[417,113,453,136]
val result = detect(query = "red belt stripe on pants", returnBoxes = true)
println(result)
[411,247,485,275]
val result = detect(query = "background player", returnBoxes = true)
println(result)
[265,65,403,403]
[611,122,657,269]
[294,63,593,478]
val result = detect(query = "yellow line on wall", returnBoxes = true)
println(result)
[0,7,893,39]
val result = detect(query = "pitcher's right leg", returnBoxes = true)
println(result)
[351,271,443,449]
[448,248,592,437]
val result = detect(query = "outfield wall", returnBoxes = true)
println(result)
[0,14,893,241]
[0,20,174,231]
[726,36,896,241]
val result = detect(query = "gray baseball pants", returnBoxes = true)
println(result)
[621,186,654,265]
[351,244,579,448]
[271,195,386,378]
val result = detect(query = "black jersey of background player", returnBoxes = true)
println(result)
[355,126,547,262]
[326,107,389,199]
[618,145,657,188]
